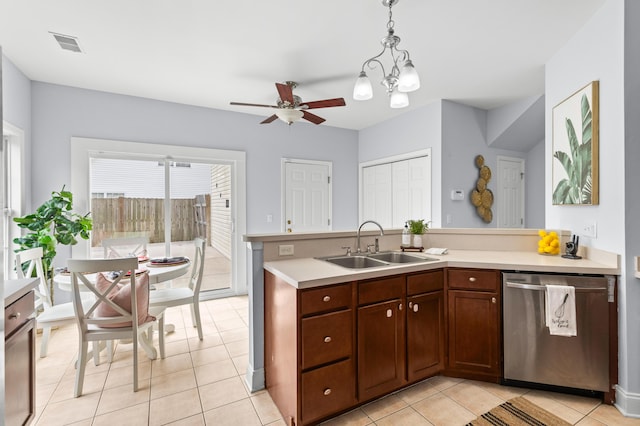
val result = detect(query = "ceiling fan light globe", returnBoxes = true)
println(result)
[398,60,420,92]
[389,89,409,108]
[353,72,373,100]
[276,109,304,124]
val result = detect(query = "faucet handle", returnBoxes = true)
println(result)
[366,243,375,254]
[341,246,352,256]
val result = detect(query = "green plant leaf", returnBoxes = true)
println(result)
[581,94,592,145]
[13,186,92,303]
[553,95,594,204]
[553,179,575,204]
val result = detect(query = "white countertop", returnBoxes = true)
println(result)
[263,249,620,289]
[4,278,40,307]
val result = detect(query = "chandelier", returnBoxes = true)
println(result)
[353,0,420,108]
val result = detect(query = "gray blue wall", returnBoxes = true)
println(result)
[28,82,359,236]
[358,98,543,229]
[545,0,638,414]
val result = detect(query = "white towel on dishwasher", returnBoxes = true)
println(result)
[545,285,577,336]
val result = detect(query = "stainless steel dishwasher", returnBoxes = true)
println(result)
[502,272,615,393]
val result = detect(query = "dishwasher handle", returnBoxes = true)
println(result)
[506,281,607,292]
[506,281,544,291]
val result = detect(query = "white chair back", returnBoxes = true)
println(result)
[102,236,149,259]
[67,257,140,332]
[190,237,206,295]
[15,247,51,309]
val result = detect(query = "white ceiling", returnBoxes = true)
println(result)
[0,0,605,130]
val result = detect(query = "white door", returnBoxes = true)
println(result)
[497,156,525,228]
[362,163,392,228]
[394,156,431,228]
[283,160,331,233]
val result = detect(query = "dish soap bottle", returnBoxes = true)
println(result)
[402,222,411,247]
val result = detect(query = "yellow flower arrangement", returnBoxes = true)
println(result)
[538,230,560,255]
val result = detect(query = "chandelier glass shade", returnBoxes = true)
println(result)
[353,0,420,108]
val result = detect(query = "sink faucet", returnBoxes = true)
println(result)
[356,220,384,253]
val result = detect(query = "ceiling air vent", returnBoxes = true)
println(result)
[50,32,82,53]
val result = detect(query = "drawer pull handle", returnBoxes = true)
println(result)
[323,388,332,396]
[492,297,497,304]
[398,303,403,311]
[324,336,332,343]
[9,312,21,320]
[322,296,331,302]
[469,277,477,282]
[413,303,419,313]
[386,309,392,318]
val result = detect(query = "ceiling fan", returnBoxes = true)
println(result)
[230,81,346,125]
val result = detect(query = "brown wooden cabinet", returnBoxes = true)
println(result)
[407,270,445,382]
[265,268,445,425]
[265,272,356,426]
[446,268,500,382]
[357,270,444,402]
[357,276,405,401]
[5,289,36,426]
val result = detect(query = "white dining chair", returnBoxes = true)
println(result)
[102,236,149,259]
[15,247,91,358]
[150,237,206,340]
[68,257,166,397]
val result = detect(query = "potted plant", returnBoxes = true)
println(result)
[13,186,92,304]
[408,219,428,248]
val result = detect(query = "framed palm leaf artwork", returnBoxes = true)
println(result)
[552,81,599,205]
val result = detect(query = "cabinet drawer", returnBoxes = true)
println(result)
[407,270,444,296]
[358,275,404,306]
[5,291,35,337]
[301,283,352,316]
[302,359,356,424]
[302,310,352,369]
[447,269,499,291]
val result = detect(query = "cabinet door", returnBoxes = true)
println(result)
[5,317,35,426]
[447,290,500,377]
[407,291,444,382]
[358,300,405,401]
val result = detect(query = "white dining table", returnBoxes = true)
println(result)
[54,259,191,361]
[54,259,192,291]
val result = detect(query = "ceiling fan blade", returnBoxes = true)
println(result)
[302,111,326,125]
[230,102,278,108]
[301,98,346,109]
[260,114,278,124]
[276,83,295,105]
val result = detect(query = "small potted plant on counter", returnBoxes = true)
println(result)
[408,219,428,249]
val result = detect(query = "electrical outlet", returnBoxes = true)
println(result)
[582,222,597,238]
[279,244,294,256]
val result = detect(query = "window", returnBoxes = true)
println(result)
[71,137,247,297]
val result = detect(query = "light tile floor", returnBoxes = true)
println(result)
[33,296,639,426]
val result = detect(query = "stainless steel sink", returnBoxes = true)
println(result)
[369,252,437,264]
[322,255,388,269]
[319,252,438,269]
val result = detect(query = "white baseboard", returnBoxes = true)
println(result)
[245,365,265,393]
[615,385,640,418]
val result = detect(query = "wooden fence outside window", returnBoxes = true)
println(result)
[90,195,210,247]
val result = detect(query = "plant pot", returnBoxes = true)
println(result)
[412,234,423,248]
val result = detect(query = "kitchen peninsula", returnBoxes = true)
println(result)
[244,228,620,425]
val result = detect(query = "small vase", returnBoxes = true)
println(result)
[412,234,423,248]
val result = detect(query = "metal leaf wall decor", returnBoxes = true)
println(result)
[471,155,494,223]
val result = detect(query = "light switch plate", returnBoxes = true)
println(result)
[582,222,597,238]
[279,244,294,256]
